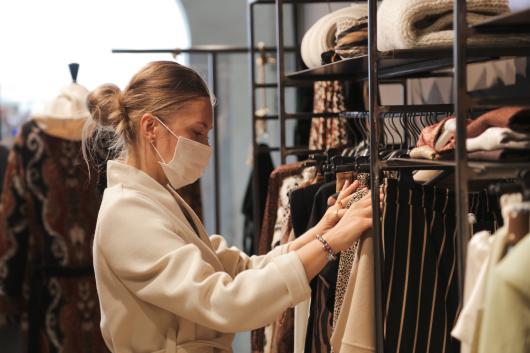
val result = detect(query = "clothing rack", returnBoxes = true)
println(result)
[250,2,530,353]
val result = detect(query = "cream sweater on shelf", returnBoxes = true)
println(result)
[376,0,528,51]
[93,161,311,353]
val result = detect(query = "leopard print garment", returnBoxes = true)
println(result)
[309,81,350,150]
[332,173,369,330]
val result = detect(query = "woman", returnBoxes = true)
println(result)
[84,61,373,353]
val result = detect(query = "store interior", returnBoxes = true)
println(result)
[0,1,529,353]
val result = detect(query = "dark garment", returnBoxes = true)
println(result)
[0,120,109,353]
[382,177,501,353]
[0,145,9,195]
[252,162,304,353]
[242,145,275,255]
[177,179,204,222]
[270,308,294,353]
[304,181,339,353]
[257,162,304,256]
[290,182,323,237]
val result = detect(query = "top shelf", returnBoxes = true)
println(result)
[287,46,530,81]
[287,7,530,81]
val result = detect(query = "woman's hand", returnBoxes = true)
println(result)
[324,192,375,253]
[314,180,364,235]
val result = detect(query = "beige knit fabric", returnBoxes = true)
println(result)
[377,0,530,51]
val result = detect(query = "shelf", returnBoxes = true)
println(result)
[255,112,341,120]
[382,158,456,170]
[471,96,530,108]
[287,46,530,81]
[254,81,313,88]
[379,104,455,113]
[381,158,530,180]
[471,8,530,34]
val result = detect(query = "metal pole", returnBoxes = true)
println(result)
[208,53,221,234]
[368,0,385,351]
[276,0,287,164]
[454,0,470,301]
[248,1,263,254]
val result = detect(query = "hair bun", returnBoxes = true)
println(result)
[87,84,127,129]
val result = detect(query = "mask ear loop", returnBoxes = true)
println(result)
[150,140,167,164]
[153,115,179,139]
[151,115,179,164]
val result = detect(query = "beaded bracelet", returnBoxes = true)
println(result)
[316,234,337,261]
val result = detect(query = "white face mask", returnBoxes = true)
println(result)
[151,116,212,190]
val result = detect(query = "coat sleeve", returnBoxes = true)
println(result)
[209,234,291,276]
[96,192,311,333]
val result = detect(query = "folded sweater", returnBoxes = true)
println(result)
[377,0,529,50]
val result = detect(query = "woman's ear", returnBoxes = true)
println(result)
[140,113,157,143]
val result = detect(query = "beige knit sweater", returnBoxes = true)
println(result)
[377,0,528,50]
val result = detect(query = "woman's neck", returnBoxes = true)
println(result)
[127,151,167,186]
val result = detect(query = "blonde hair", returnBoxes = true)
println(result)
[83,61,212,166]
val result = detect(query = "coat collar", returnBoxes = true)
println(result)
[106,160,223,270]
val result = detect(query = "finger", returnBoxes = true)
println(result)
[341,179,350,191]
[338,193,356,208]
[338,180,360,202]
[327,196,337,207]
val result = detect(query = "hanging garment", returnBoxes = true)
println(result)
[265,168,316,353]
[478,229,530,353]
[377,0,530,51]
[451,231,493,353]
[290,183,324,238]
[380,177,501,353]
[271,168,316,249]
[309,81,351,151]
[257,163,306,256]
[304,182,340,353]
[252,162,308,353]
[289,182,324,353]
[0,120,110,353]
[242,145,275,255]
[0,145,9,195]
[333,173,369,331]
[93,160,311,353]
[330,233,375,353]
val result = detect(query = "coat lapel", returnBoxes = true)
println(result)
[166,186,224,271]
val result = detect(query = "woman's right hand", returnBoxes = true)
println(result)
[325,192,374,252]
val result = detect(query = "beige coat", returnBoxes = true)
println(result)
[93,161,311,353]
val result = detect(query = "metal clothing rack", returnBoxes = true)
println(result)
[112,45,271,234]
[254,2,530,353]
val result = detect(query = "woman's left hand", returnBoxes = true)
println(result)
[314,180,363,234]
